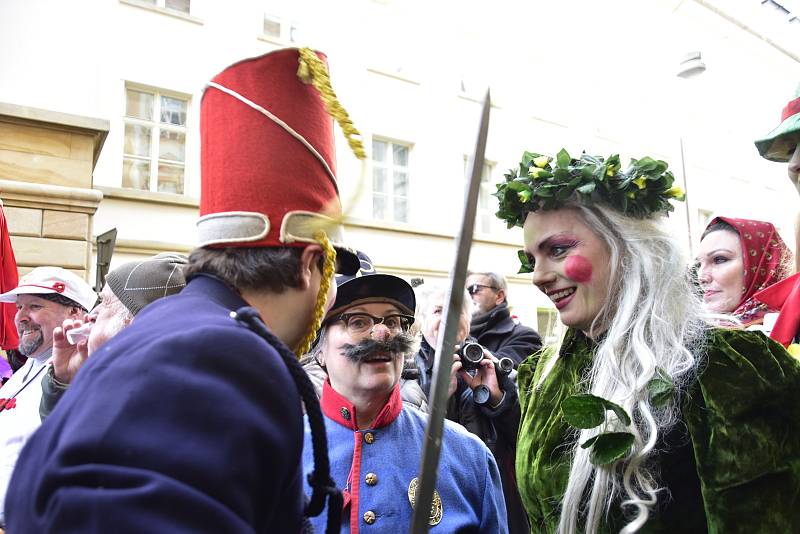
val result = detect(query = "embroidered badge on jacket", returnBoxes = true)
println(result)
[407,477,443,526]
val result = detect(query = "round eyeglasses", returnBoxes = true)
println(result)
[331,312,415,336]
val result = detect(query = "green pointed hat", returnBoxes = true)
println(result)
[755,84,800,162]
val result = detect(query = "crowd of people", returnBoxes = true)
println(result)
[0,47,798,533]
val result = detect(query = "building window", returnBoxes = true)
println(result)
[372,139,410,222]
[464,157,497,234]
[536,307,559,345]
[123,86,189,195]
[137,0,191,13]
[697,208,714,230]
[262,14,300,43]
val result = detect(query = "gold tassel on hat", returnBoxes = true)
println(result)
[297,47,366,161]
[295,230,337,357]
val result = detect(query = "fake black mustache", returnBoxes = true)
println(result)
[340,332,415,363]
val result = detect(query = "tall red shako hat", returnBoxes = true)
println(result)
[198,47,359,275]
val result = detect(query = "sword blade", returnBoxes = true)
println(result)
[409,90,491,534]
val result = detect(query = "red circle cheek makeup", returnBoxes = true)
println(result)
[565,255,593,283]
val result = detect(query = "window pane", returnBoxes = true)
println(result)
[165,0,190,13]
[122,158,151,190]
[159,129,186,162]
[393,171,408,196]
[394,197,408,222]
[160,96,187,126]
[392,144,408,166]
[479,189,489,209]
[482,162,492,181]
[263,16,281,37]
[126,90,153,120]
[480,214,490,234]
[372,140,387,162]
[158,163,185,194]
[124,124,152,157]
[373,167,387,193]
[373,194,387,220]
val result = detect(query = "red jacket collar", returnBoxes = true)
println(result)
[321,380,402,430]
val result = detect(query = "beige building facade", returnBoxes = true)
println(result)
[1,0,798,341]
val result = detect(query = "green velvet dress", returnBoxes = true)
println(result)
[515,328,800,533]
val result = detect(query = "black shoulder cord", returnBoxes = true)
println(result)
[233,306,342,534]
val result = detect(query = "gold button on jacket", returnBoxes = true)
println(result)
[363,511,376,524]
[363,432,375,444]
[365,472,378,486]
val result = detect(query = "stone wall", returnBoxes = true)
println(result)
[0,103,108,282]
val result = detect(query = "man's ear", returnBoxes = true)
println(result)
[495,289,506,306]
[298,244,324,290]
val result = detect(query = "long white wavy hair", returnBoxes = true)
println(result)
[538,202,711,533]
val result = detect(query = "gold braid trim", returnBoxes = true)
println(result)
[295,230,337,357]
[297,47,366,161]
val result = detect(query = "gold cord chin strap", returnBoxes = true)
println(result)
[297,47,366,161]
[296,230,337,357]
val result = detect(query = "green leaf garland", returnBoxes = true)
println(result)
[494,149,686,233]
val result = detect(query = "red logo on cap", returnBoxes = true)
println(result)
[20,281,66,293]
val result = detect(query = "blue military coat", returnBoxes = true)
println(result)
[303,381,508,533]
[6,275,305,533]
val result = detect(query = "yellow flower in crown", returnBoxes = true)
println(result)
[532,155,551,169]
[606,164,618,176]
[529,167,546,179]
[633,176,647,189]
[666,185,685,200]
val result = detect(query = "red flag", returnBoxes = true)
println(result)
[0,201,19,350]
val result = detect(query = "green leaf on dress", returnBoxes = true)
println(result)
[647,367,675,408]
[562,394,632,428]
[589,432,635,465]
[561,394,607,428]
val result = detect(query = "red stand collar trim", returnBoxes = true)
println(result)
[320,380,402,430]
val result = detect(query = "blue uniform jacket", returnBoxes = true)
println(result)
[6,275,305,533]
[303,381,508,533]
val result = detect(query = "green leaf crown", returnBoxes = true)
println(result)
[494,148,686,228]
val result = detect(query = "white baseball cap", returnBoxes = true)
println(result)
[0,266,97,311]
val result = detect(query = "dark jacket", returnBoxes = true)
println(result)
[470,302,542,366]
[415,338,528,534]
[6,275,305,533]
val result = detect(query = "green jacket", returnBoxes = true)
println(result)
[516,328,800,533]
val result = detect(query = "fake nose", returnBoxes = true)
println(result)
[370,323,391,342]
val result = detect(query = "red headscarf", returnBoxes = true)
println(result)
[703,217,792,326]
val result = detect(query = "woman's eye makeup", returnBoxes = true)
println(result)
[550,240,579,257]
[712,255,729,264]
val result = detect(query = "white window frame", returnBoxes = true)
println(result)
[261,13,300,44]
[122,84,190,195]
[464,156,498,234]
[371,138,411,223]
